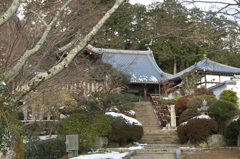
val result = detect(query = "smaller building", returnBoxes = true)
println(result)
[168,58,240,89]
[208,75,240,106]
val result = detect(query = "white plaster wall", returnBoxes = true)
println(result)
[200,75,232,88]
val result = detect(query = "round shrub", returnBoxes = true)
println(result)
[107,115,143,146]
[220,90,238,105]
[209,100,239,135]
[178,107,199,124]
[24,136,66,159]
[194,88,214,96]
[177,123,188,143]
[186,118,218,142]
[187,95,216,108]
[175,95,195,117]
[225,116,240,141]
[61,113,111,151]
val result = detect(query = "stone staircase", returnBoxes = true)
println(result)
[131,102,181,159]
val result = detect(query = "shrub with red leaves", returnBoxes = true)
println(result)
[186,118,218,142]
[175,95,195,117]
[178,107,199,124]
[177,123,188,143]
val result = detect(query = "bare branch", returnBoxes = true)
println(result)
[3,0,74,81]
[14,0,127,101]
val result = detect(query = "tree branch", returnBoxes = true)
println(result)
[0,0,20,27]
[3,0,73,81]
[14,0,127,101]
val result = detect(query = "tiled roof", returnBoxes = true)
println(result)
[208,80,236,90]
[86,45,172,83]
[169,59,240,81]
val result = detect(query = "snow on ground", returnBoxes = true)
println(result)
[71,145,144,159]
[71,151,128,159]
[38,135,57,140]
[105,112,142,126]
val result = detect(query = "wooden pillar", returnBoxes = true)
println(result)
[144,87,147,101]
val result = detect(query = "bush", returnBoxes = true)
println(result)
[209,100,239,135]
[220,90,238,105]
[194,88,214,96]
[175,95,195,117]
[107,116,143,146]
[24,136,66,159]
[186,118,218,142]
[187,95,216,108]
[177,123,188,143]
[225,116,240,141]
[60,113,111,152]
[178,107,199,124]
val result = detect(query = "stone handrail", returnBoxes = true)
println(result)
[150,94,169,128]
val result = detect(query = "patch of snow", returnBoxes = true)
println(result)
[1,81,6,86]
[232,116,240,122]
[38,135,57,140]
[192,115,211,120]
[180,122,187,126]
[180,147,196,150]
[126,110,135,115]
[105,112,142,126]
[71,151,128,159]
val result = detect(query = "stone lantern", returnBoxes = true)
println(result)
[197,99,209,115]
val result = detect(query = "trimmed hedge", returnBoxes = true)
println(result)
[186,118,218,142]
[178,107,199,124]
[107,116,143,146]
[177,118,218,143]
[225,116,240,141]
[24,136,66,159]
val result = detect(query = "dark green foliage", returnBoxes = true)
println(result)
[187,95,217,108]
[186,118,218,142]
[178,107,199,124]
[160,98,176,106]
[225,116,240,141]
[208,100,238,135]
[177,123,188,143]
[220,90,238,105]
[60,113,111,151]
[107,115,143,146]
[24,136,66,159]
[194,88,214,96]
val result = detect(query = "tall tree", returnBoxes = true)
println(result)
[0,0,127,157]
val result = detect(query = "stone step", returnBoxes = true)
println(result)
[143,130,177,134]
[144,144,180,148]
[135,149,176,154]
[140,140,180,145]
[130,153,175,159]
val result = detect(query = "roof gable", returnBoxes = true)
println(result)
[86,45,171,83]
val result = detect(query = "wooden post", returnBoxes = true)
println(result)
[144,87,147,101]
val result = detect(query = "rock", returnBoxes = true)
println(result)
[196,140,208,147]
[207,134,226,147]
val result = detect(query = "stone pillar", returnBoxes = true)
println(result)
[32,105,36,121]
[23,106,28,121]
[47,111,51,120]
[170,105,176,129]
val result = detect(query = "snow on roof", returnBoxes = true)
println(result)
[105,112,142,126]
[86,45,172,83]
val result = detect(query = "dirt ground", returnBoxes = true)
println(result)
[181,148,240,159]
